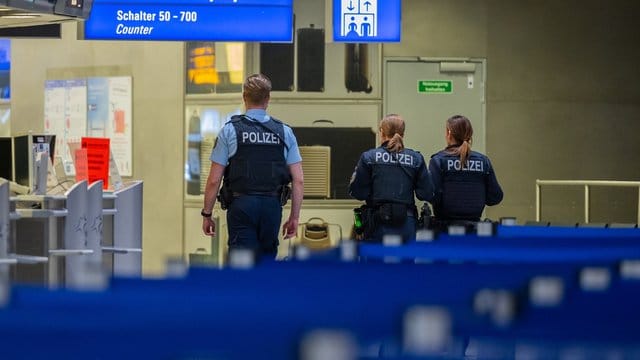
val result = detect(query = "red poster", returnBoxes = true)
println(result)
[74,148,89,182]
[81,137,110,189]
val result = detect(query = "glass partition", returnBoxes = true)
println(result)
[0,39,9,100]
[185,103,243,197]
[0,39,11,137]
[0,106,10,137]
[186,42,245,95]
[184,40,248,197]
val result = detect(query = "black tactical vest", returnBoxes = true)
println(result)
[226,115,290,193]
[370,148,420,205]
[438,153,486,220]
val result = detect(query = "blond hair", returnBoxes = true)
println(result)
[380,114,405,152]
[243,74,272,106]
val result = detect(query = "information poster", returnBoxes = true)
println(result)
[45,76,132,179]
[44,79,88,175]
[86,77,108,137]
[87,76,132,176]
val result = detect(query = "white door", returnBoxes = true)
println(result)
[383,58,486,158]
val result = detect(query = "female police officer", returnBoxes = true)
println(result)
[428,114,503,224]
[349,114,434,242]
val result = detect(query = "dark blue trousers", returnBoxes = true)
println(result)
[226,195,282,258]
[369,216,417,243]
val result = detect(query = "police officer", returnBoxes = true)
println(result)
[429,114,503,224]
[349,114,434,242]
[201,74,304,259]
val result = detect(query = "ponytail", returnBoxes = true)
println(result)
[459,140,471,168]
[380,114,406,153]
[445,115,474,167]
[386,133,405,152]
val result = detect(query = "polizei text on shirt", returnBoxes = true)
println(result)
[241,132,280,145]
[447,159,484,171]
[375,152,415,166]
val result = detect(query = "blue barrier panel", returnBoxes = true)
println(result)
[3,225,640,359]
[359,242,640,264]
[1,261,589,358]
[497,225,640,239]
[2,269,637,359]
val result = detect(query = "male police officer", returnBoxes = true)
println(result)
[201,74,303,258]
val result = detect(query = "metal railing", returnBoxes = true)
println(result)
[535,180,640,224]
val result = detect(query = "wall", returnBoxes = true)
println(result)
[487,0,640,223]
[385,0,640,223]
[11,23,185,275]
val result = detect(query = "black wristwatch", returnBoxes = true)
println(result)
[200,209,212,218]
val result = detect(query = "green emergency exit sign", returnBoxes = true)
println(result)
[418,80,452,93]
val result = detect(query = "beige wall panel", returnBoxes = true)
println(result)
[384,0,488,58]
[11,23,184,275]
[485,0,640,223]
[487,101,640,222]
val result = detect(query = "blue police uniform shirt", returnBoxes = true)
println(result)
[349,144,434,205]
[211,109,302,166]
[428,148,503,220]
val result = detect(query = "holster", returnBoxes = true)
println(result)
[216,183,234,210]
[279,185,291,206]
[417,203,434,229]
[359,205,376,240]
[375,203,408,227]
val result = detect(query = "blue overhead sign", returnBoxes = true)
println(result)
[83,0,293,42]
[333,0,401,42]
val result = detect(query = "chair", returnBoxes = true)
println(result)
[299,217,332,250]
[296,217,343,251]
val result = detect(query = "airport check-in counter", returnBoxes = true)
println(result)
[5,179,143,288]
[102,181,143,278]
[1,180,16,264]
[0,180,18,303]
[9,191,67,287]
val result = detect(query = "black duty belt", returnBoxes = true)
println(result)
[233,191,280,197]
[370,203,417,217]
